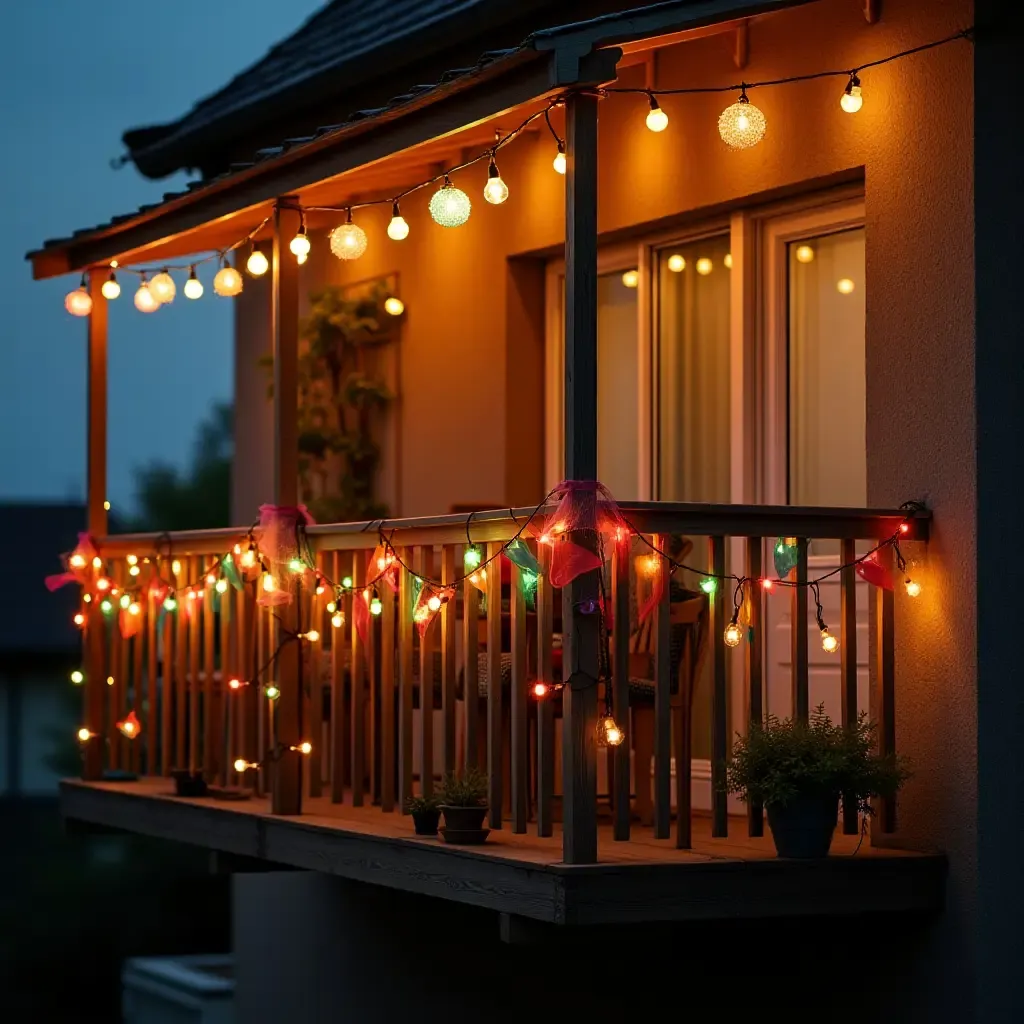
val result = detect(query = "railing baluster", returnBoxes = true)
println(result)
[308,569,323,799]
[161,581,173,777]
[841,537,860,834]
[255,596,266,797]
[536,543,554,837]
[792,538,810,722]
[83,586,106,780]
[366,560,380,807]
[203,574,216,778]
[330,551,347,803]
[132,595,143,776]
[462,557,480,771]
[188,558,200,776]
[710,535,728,838]
[398,548,414,810]
[418,546,434,798]
[745,537,764,837]
[175,563,188,776]
[654,533,672,841]
[440,545,457,778]
[218,581,231,788]
[875,585,897,833]
[109,563,124,770]
[379,550,396,812]
[146,590,157,775]
[611,540,630,841]
[350,552,366,806]
[486,541,503,829]
[510,560,528,834]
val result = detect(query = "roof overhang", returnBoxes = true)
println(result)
[27,0,814,280]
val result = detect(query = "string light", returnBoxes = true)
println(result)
[215,578,228,594]
[464,546,482,571]
[837,278,855,295]
[331,611,344,628]
[841,73,863,113]
[429,176,471,227]
[134,275,159,313]
[228,678,244,690]
[667,254,686,272]
[262,573,277,593]
[387,202,410,241]
[621,270,639,288]
[700,577,717,595]
[96,576,110,591]
[246,245,269,277]
[288,558,304,573]
[291,741,313,755]
[718,88,766,148]
[213,261,243,297]
[101,270,121,300]
[290,215,311,258]
[370,593,383,616]
[106,675,114,686]
[69,553,86,569]
[762,578,774,592]
[724,618,744,647]
[183,266,203,299]
[73,612,86,627]
[234,758,258,773]
[905,578,922,597]
[92,556,103,569]
[163,596,177,611]
[483,158,509,205]
[149,269,176,304]
[265,684,281,701]
[553,141,567,175]
[77,727,94,743]
[330,209,368,260]
[65,274,93,317]
[724,253,733,269]
[645,94,668,132]
[599,715,625,747]
[301,629,320,643]
[384,296,404,316]
[820,628,840,654]
[70,670,84,684]
[342,576,353,589]
[116,711,141,738]
[100,599,113,614]
[532,681,551,699]
[119,594,130,609]
[795,245,815,264]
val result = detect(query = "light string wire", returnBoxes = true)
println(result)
[75,26,972,283]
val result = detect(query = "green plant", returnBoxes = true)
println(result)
[405,794,441,814]
[439,767,489,807]
[263,282,395,522]
[726,704,909,816]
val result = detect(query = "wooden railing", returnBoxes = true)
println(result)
[79,502,928,863]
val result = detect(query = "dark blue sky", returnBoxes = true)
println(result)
[3,0,322,514]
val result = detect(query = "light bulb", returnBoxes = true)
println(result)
[762,578,774,592]
[387,202,409,241]
[429,177,471,227]
[296,251,308,265]
[621,270,639,288]
[821,627,839,654]
[262,574,276,592]
[342,576,353,589]
[69,553,86,569]
[233,758,250,773]
[100,599,113,614]
[74,613,86,627]
[265,684,281,700]
[841,75,863,113]
[533,682,550,699]
[483,159,509,205]
[213,264,243,297]
[215,579,228,593]
[905,578,922,598]
[96,576,110,591]
[724,620,743,647]
[171,559,182,576]
[553,143,566,175]
[645,95,668,132]
[246,247,269,277]
[700,577,717,595]
[77,727,92,743]
[332,612,344,628]
[795,245,815,264]
[294,741,313,755]
[288,558,303,573]
[128,602,140,616]
[427,594,442,613]
[228,678,243,690]
[667,254,685,273]
[696,258,713,276]
[129,565,140,577]
[330,213,368,260]
[184,269,203,299]
[134,280,160,313]
[119,594,130,609]
[464,546,482,570]
[70,670,84,684]
[718,93,766,149]
[163,596,177,611]
[240,549,255,568]
[384,296,404,316]
[65,282,93,317]
[101,271,121,300]
[724,253,733,269]
[106,676,114,686]
[127,554,138,565]
[370,596,383,616]
[290,229,310,258]
[600,715,625,747]
[149,270,176,304]
[304,629,320,643]
[836,278,855,295]
[92,556,103,569]
[642,554,660,577]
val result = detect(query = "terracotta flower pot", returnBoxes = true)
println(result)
[766,793,839,858]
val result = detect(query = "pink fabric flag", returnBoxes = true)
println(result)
[255,504,315,606]
[45,532,99,591]
[543,480,628,588]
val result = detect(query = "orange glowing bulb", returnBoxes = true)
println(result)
[69,553,86,569]
[533,682,550,699]
[73,612,86,627]
[96,577,110,591]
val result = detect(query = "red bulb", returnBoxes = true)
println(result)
[228,678,242,690]
[899,523,910,534]
[532,682,550,699]
[762,578,774,592]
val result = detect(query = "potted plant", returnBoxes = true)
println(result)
[438,767,489,844]
[405,794,442,836]
[726,704,909,858]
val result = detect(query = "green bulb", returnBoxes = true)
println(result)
[163,597,177,612]
[464,546,482,570]
[265,684,281,701]
[288,558,304,573]
[370,597,383,616]
[100,599,113,614]
[119,594,131,609]
[700,577,717,595]
[342,576,353,589]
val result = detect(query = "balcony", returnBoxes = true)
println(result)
[62,499,945,927]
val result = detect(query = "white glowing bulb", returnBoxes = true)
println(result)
[183,269,204,299]
[134,282,160,313]
[296,251,308,265]
[795,245,815,264]
[149,270,176,304]
[290,230,311,258]
[101,272,121,300]
[841,76,863,114]
[246,248,269,277]
[905,578,922,598]
[427,594,442,612]
[330,217,368,260]
[332,612,344,628]
[387,203,409,241]
[645,97,668,133]
[262,573,276,592]
[821,628,840,654]
[65,285,93,317]
[384,297,404,316]
[696,258,713,276]
[667,254,686,273]
[483,161,509,205]
[553,144,566,175]
[718,95,767,149]
[724,621,743,647]
[214,265,243,297]
[215,579,228,593]
[724,253,733,269]
[836,278,856,295]
[621,269,639,288]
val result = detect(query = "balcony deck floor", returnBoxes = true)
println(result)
[61,777,946,926]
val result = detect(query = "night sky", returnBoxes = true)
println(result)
[3,1,322,513]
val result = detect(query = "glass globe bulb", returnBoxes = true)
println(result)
[134,283,159,313]
[718,96,767,149]
[384,296,404,316]
[820,628,840,654]
[841,76,863,114]
[553,146,566,175]
[370,597,383,616]
[233,758,249,773]
[246,249,269,276]
[387,212,410,241]
[183,272,204,299]
[621,270,639,288]
[149,270,176,304]
[795,245,816,264]
[213,265,243,297]
[429,179,471,227]
[289,231,310,258]
[296,251,308,265]
[905,578,922,598]
[484,175,509,205]
[330,220,368,260]
[724,253,733,269]
[696,258,713,276]
[724,622,743,648]
[646,103,669,133]
[667,254,685,273]
[101,274,120,300]
[836,278,855,295]
[65,287,93,317]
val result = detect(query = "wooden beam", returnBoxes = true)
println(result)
[863,0,881,23]
[617,16,750,57]
[561,91,600,866]
[270,203,303,816]
[734,19,749,68]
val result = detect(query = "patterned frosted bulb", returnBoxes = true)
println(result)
[134,279,160,312]
[330,212,368,260]
[149,270,176,304]
[429,177,471,227]
[64,282,92,317]
[213,264,243,297]
[718,93,766,149]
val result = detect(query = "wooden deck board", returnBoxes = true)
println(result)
[60,778,946,926]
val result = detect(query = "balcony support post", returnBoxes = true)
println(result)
[270,201,303,815]
[561,91,600,865]
[83,269,108,781]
